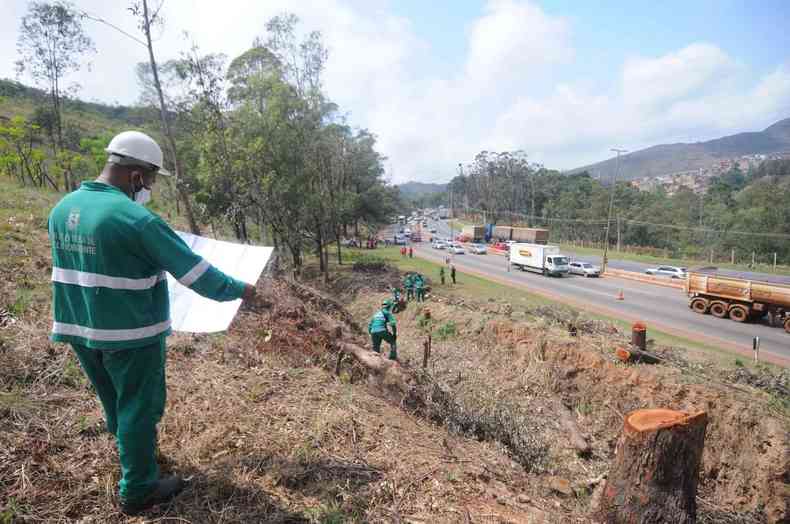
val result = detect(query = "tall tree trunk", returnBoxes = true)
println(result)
[141,0,200,235]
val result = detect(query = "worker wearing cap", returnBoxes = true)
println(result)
[368,300,397,360]
[47,131,257,515]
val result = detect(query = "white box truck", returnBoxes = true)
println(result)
[509,243,570,276]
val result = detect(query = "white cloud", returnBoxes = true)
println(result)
[466,0,572,84]
[491,44,790,170]
[1,2,788,182]
[622,43,737,109]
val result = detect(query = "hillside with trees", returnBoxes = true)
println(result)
[448,151,790,266]
[1,6,400,280]
[571,118,790,181]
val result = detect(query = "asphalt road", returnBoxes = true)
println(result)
[424,219,669,275]
[408,218,790,364]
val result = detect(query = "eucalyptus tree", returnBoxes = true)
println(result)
[16,0,95,190]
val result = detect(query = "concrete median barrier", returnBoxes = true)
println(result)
[603,268,684,289]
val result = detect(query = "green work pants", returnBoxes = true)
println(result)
[415,288,425,302]
[405,287,413,300]
[71,339,166,505]
[371,331,397,360]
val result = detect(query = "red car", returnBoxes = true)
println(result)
[493,242,509,251]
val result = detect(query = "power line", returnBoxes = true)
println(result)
[464,207,790,241]
[80,11,148,48]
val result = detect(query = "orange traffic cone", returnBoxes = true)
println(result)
[616,289,624,300]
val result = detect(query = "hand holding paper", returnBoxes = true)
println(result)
[167,232,273,333]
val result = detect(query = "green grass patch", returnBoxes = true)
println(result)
[434,320,458,340]
[342,247,553,308]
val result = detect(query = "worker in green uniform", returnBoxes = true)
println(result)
[414,273,425,302]
[390,287,402,312]
[48,131,257,515]
[368,300,398,360]
[404,273,414,301]
[439,266,445,285]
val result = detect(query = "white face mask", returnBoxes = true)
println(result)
[134,188,152,206]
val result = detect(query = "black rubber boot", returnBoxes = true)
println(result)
[120,475,185,515]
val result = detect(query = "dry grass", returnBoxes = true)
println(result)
[2,180,787,523]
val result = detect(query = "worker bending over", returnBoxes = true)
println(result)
[368,300,398,360]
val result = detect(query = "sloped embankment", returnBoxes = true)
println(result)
[346,277,790,523]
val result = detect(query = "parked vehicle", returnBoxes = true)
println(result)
[569,261,600,277]
[432,240,447,249]
[646,266,687,279]
[493,241,509,251]
[469,243,487,254]
[429,227,437,233]
[448,242,466,254]
[686,267,790,333]
[509,243,569,276]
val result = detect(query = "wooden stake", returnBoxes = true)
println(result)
[595,409,708,524]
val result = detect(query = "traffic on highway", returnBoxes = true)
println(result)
[391,212,790,364]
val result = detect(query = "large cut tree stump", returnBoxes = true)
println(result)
[595,409,708,524]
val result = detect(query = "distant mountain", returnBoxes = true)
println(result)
[570,118,790,181]
[396,181,447,197]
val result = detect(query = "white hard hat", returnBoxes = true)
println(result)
[105,130,171,176]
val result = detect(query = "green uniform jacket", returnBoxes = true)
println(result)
[48,182,247,350]
[368,308,397,334]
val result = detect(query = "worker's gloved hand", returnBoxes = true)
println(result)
[242,283,257,302]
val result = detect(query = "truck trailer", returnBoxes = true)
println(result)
[686,267,790,333]
[462,225,486,242]
[510,227,549,244]
[509,243,570,276]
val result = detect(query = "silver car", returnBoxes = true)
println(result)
[447,242,465,254]
[645,266,687,279]
[469,243,487,254]
[569,261,600,277]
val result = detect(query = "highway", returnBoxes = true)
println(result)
[409,218,790,365]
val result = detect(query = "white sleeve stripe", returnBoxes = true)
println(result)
[178,259,211,287]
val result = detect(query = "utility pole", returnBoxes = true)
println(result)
[602,148,628,274]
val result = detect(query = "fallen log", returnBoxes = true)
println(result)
[614,347,660,364]
[284,278,364,334]
[595,408,708,524]
[554,400,591,456]
[338,341,422,407]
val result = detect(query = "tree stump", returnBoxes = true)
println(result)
[595,409,708,524]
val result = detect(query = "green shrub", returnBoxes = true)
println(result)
[434,320,457,340]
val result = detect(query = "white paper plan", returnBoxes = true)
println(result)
[167,231,273,333]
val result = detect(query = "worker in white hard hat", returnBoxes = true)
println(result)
[47,130,257,515]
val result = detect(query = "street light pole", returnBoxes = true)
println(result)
[602,148,628,274]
